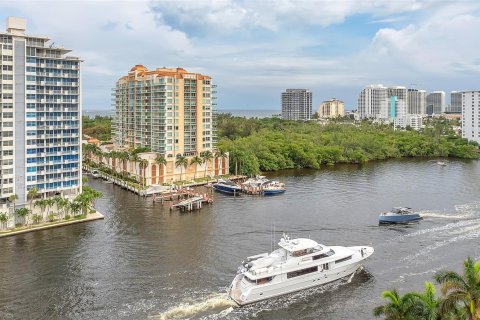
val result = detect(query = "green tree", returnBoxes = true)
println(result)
[190,156,202,179]
[0,212,9,230]
[139,159,149,186]
[155,154,167,182]
[8,194,19,212]
[201,151,214,178]
[373,289,420,320]
[34,199,48,222]
[175,155,189,182]
[130,153,140,182]
[15,208,30,226]
[434,257,480,320]
[27,187,38,212]
[409,282,442,320]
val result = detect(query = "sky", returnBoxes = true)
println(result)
[1,0,480,111]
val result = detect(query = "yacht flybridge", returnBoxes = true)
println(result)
[228,235,374,306]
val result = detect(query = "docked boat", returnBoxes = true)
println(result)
[91,170,101,178]
[228,234,374,306]
[379,207,423,224]
[242,176,286,195]
[212,179,242,195]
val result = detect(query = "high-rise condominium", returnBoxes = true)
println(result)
[387,86,407,120]
[357,84,388,119]
[0,17,81,204]
[316,98,344,118]
[449,91,462,113]
[462,90,480,144]
[426,91,445,115]
[113,65,215,157]
[407,89,426,115]
[281,89,312,120]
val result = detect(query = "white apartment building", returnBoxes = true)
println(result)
[426,91,445,115]
[357,84,389,120]
[0,17,81,205]
[461,90,480,144]
[394,114,424,131]
[281,89,312,120]
[407,89,426,115]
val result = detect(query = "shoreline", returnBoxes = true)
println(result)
[0,211,105,238]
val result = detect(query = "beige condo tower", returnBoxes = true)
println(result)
[111,65,228,184]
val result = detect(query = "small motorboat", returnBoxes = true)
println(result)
[436,161,447,166]
[213,179,242,195]
[379,207,422,224]
[91,170,101,178]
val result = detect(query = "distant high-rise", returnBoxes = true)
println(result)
[0,17,82,204]
[357,85,388,119]
[462,90,480,144]
[316,98,344,118]
[387,86,407,120]
[426,91,445,115]
[407,89,426,115]
[281,89,312,120]
[449,91,462,113]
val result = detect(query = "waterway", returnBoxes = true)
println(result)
[1,159,480,319]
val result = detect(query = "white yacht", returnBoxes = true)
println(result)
[228,235,374,306]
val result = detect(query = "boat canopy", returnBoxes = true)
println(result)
[278,237,320,252]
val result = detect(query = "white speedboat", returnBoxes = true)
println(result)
[379,207,422,224]
[91,170,101,178]
[228,234,374,306]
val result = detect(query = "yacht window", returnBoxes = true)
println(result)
[291,249,308,257]
[313,249,335,260]
[335,255,352,264]
[244,276,256,284]
[256,276,273,285]
[287,266,318,279]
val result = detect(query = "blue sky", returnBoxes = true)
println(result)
[1,0,480,111]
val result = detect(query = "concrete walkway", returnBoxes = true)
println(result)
[0,211,104,238]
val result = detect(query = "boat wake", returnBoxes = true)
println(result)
[152,293,236,320]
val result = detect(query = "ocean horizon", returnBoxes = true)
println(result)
[83,108,280,118]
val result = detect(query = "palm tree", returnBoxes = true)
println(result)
[130,153,140,182]
[175,155,188,183]
[373,289,420,320]
[215,149,228,175]
[201,150,213,178]
[155,154,167,183]
[8,194,18,211]
[190,156,202,180]
[434,257,480,320]
[34,199,48,222]
[408,282,442,320]
[27,187,38,212]
[44,198,55,219]
[139,159,149,186]
[15,208,30,226]
[54,196,70,219]
[0,212,9,230]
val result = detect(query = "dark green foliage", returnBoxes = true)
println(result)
[82,116,112,141]
[216,114,479,176]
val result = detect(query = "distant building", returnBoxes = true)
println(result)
[407,89,427,115]
[357,85,389,120]
[426,91,445,115]
[281,89,312,120]
[461,90,480,144]
[316,98,344,118]
[448,91,462,113]
[394,115,424,131]
[387,86,407,121]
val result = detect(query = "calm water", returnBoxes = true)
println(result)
[1,159,480,320]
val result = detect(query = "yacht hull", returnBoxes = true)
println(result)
[213,185,241,195]
[262,189,286,195]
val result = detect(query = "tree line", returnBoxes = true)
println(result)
[216,114,479,176]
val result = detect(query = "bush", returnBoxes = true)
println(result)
[64,215,71,220]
